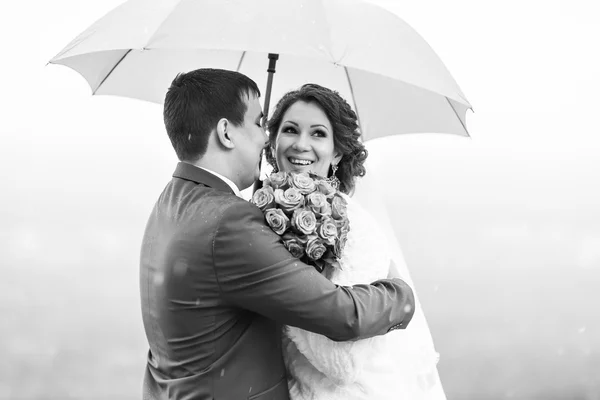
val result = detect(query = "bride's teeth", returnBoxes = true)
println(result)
[290,158,313,165]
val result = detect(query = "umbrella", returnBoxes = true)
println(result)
[49,0,472,142]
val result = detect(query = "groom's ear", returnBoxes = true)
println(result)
[215,118,235,150]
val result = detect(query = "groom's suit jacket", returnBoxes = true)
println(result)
[140,162,415,400]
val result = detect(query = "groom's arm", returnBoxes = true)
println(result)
[213,202,415,341]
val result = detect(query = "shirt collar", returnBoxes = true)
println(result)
[196,166,242,198]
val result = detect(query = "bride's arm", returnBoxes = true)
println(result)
[285,324,381,385]
[285,260,390,386]
[285,261,394,386]
[284,196,404,385]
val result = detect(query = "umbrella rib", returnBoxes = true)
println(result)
[93,49,132,95]
[445,97,470,137]
[343,67,364,140]
[236,51,247,72]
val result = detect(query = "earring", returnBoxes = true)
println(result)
[325,164,340,190]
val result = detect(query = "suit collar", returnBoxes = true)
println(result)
[173,162,235,195]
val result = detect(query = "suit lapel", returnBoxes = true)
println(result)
[172,162,235,195]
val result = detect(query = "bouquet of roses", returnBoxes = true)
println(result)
[251,171,350,272]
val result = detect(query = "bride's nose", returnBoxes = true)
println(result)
[292,132,311,152]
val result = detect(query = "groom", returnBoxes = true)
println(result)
[140,68,415,400]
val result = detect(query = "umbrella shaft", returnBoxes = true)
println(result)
[262,53,279,122]
[254,54,279,194]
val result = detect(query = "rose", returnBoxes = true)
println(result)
[315,179,336,199]
[333,229,348,258]
[282,232,305,258]
[264,208,290,235]
[294,234,310,246]
[251,186,275,211]
[317,217,338,245]
[306,235,327,260]
[274,187,304,214]
[291,208,317,235]
[331,194,348,220]
[306,192,329,215]
[289,172,316,194]
[267,171,289,190]
[319,202,332,217]
[334,217,350,232]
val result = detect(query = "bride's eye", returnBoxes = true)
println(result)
[313,129,326,138]
[282,126,297,134]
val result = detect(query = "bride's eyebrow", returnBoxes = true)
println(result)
[282,121,299,127]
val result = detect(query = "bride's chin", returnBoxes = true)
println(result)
[283,164,307,173]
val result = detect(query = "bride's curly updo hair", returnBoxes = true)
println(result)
[265,84,368,195]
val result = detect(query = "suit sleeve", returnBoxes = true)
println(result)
[212,201,415,341]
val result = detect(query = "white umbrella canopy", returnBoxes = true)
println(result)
[50,0,472,140]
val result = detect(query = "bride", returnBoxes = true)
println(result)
[265,84,446,400]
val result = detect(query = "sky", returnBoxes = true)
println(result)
[1,0,600,398]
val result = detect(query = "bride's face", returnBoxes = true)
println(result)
[274,101,341,178]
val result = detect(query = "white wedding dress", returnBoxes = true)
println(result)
[282,192,446,400]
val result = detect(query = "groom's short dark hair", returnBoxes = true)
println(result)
[164,68,261,162]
